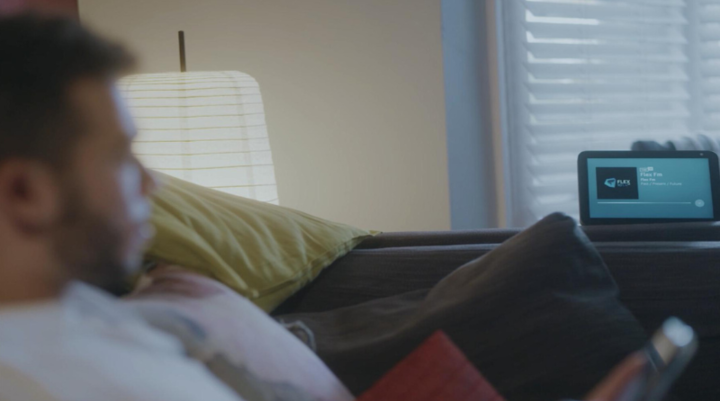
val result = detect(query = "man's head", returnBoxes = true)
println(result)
[0,14,155,299]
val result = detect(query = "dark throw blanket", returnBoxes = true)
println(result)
[280,213,648,401]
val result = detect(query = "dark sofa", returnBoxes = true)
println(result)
[274,222,720,400]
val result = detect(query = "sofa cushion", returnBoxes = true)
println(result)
[278,213,648,401]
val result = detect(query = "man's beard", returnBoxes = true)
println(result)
[52,184,134,296]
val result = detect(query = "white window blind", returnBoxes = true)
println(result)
[696,1,720,133]
[499,0,720,226]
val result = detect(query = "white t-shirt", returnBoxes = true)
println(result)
[0,282,244,401]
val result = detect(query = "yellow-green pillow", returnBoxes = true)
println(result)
[144,173,374,312]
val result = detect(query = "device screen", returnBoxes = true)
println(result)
[586,158,714,219]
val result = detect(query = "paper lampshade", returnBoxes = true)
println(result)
[120,71,279,204]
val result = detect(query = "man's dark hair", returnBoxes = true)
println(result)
[0,13,135,167]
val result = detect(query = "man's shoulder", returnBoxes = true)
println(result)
[0,360,242,401]
[0,331,242,401]
[0,364,60,401]
[0,283,243,401]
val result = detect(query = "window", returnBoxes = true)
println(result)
[498,0,720,226]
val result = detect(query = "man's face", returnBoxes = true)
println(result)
[53,78,155,293]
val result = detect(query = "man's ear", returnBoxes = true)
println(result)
[0,159,62,234]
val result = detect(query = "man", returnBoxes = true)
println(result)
[0,13,647,401]
[0,14,243,401]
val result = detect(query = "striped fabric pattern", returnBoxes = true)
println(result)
[120,71,279,204]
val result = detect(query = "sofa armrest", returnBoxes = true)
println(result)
[356,230,518,249]
[358,221,720,249]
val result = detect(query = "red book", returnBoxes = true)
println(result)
[357,331,506,401]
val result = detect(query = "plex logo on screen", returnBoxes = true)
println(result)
[603,178,632,188]
[596,167,639,199]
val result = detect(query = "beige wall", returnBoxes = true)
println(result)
[79,0,450,231]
